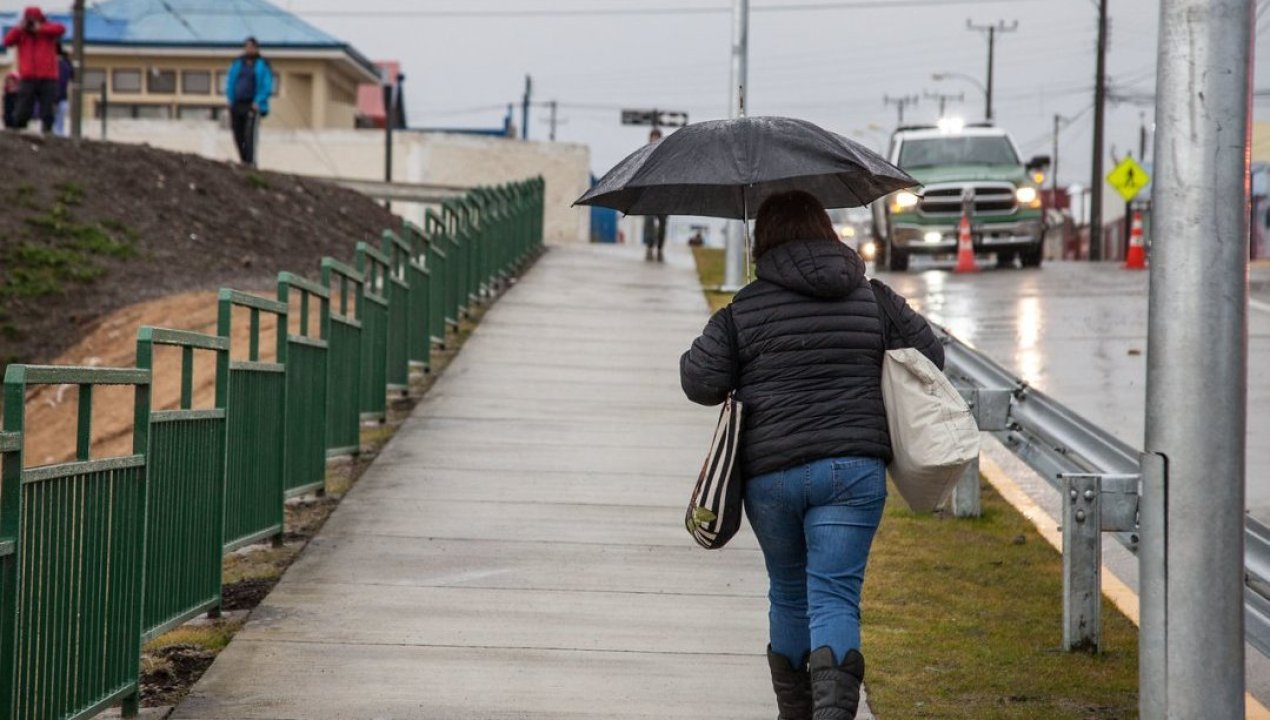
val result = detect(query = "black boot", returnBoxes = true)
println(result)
[767,646,813,720]
[809,646,865,720]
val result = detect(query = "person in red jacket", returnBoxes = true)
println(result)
[3,6,66,133]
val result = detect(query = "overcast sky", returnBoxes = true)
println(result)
[7,0,1268,188]
[284,0,1270,187]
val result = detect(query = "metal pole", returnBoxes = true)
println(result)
[1051,114,1061,198]
[71,0,85,141]
[383,80,394,210]
[1089,0,1108,261]
[549,100,557,141]
[722,0,749,291]
[521,74,532,141]
[985,26,994,123]
[1143,0,1251,717]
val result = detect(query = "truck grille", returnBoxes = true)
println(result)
[918,183,1017,217]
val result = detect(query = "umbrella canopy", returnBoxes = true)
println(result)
[575,116,918,219]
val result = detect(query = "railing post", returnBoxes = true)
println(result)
[950,457,981,518]
[1062,473,1102,652]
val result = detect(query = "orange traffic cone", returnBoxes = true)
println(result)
[954,212,977,273]
[1124,211,1146,270]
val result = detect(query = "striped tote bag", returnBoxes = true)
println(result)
[685,392,745,549]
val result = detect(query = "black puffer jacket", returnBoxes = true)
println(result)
[680,239,944,478]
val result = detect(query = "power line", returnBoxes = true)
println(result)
[176,0,1044,19]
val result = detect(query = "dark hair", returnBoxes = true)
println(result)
[649,128,663,141]
[244,36,259,47]
[752,190,837,260]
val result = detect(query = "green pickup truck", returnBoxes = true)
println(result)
[871,124,1051,271]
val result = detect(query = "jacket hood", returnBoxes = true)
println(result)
[23,7,45,22]
[755,239,866,299]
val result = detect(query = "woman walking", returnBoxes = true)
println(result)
[679,190,944,719]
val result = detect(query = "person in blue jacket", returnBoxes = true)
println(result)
[225,37,272,166]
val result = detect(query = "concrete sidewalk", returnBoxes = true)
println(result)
[171,243,875,719]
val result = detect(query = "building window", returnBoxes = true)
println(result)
[182,70,212,95]
[81,68,106,92]
[271,71,281,96]
[135,104,172,119]
[95,103,174,120]
[216,71,228,95]
[112,69,142,93]
[147,68,177,94]
[177,105,221,121]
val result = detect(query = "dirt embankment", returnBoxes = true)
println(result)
[0,131,399,367]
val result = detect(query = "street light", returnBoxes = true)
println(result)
[932,72,987,122]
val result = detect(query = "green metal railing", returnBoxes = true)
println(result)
[218,289,287,551]
[322,258,364,457]
[356,242,391,422]
[136,328,229,641]
[0,177,544,719]
[384,230,431,376]
[380,232,412,395]
[278,273,330,498]
[1,365,152,720]
[421,212,451,347]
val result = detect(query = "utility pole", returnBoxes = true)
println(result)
[1141,1,1251,718]
[521,74,532,141]
[883,94,919,125]
[1089,0,1108,260]
[923,90,963,118]
[966,19,1017,123]
[722,0,749,292]
[1138,111,1148,162]
[383,72,402,210]
[71,0,85,140]
[1052,114,1064,197]
[548,100,558,141]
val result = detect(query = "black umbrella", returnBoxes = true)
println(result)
[574,116,917,220]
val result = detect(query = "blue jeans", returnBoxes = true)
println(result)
[744,456,887,667]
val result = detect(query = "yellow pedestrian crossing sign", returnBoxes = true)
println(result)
[1107,156,1151,202]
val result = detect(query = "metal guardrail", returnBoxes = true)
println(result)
[937,326,1270,657]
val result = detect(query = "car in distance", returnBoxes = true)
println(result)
[871,123,1050,271]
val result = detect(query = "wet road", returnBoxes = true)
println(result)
[877,259,1270,522]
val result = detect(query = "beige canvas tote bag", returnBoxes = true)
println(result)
[870,280,980,512]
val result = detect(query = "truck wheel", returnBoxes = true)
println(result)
[888,247,910,272]
[995,251,1016,269]
[1019,244,1043,268]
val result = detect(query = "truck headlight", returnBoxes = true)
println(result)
[1016,186,1041,207]
[891,191,919,213]
[840,225,856,239]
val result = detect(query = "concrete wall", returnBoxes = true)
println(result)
[86,121,590,243]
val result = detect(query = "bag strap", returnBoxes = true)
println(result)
[868,278,903,350]
[723,304,741,390]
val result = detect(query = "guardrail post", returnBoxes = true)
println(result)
[950,458,980,518]
[1062,474,1102,652]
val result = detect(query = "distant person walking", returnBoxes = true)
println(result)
[2,6,66,133]
[52,44,73,136]
[226,36,273,166]
[680,191,944,719]
[642,127,669,262]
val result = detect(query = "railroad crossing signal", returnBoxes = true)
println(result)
[621,108,689,128]
[1106,156,1151,202]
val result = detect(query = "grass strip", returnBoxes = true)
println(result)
[690,246,1139,719]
